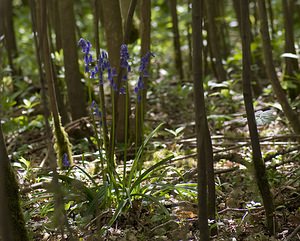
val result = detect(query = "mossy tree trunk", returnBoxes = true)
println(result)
[0,122,29,241]
[35,0,73,168]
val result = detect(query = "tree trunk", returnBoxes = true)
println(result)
[36,0,73,168]
[216,0,230,60]
[101,0,124,145]
[0,122,29,241]
[233,0,263,97]
[266,0,275,37]
[46,0,70,125]
[192,0,214,239]
[187,0,192,79]
[136,0,151,146]
[204,0,227,83]
[0,0,20,76]
[257,0,300,135]
[119,0,131,26]
[29,0,53,161]
[168,0,184,84]
[282,0,300,100]
[35,1,72,236]
[92,0,110,153]
[240,0,276,234]
[58,0,87,121]
[49,0,62,50]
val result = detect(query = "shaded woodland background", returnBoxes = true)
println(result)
[0,0,300,240]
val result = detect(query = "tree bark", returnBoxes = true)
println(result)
[267,0,275,37]
[282,0,300,100]
[240,0,276,234]
[257,0,300,135]
[204,0,227,83]
[136,0,151,146]
[35,1,72,236]
[233,0,263,97]
[58,0,87,121]
[101,0,124,145]
[0,0,20,76]
[93,0,110,153]
[46,0,70,125]
[192,0,214,239]
[0,122,29,241]
[49,0,62,50]
[168,0,184,84]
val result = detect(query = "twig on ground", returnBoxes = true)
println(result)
[218,207,263,214]
[286,224,300,241]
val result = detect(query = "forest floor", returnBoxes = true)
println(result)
[5,79,300,241]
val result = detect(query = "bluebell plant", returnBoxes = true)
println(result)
[77,39,177,236]
[62,153,70,168]
[78,37,154,172]
[135,52,155,102]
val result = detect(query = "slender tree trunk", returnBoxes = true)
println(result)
[136,0,151,146]
[217,0,230,60]
[93,0,110,155]
[169,0,184,84]
[203,21,210,76]
[204,0,227,83]
[58,0,87,121]
[267,0,275,37]
[0,122,29,241]
[0,0,20,76]
[119,0,131,26]
[233,0,263,97]
[101,0,124,145]
[187,0,192,79]
[192,0,214,239]
[49,0,62,50]
[47,0,70,125]
[282,0,300,100]
[35,1,73,237]
[257,0,300,135]
[36,0,73,168]
[29,0,52,145]
[240,0,276,234]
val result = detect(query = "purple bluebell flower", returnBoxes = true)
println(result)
[90,70,96,79]
[120,44,130,72]
[134,86,139,94]
[91,100,102,118]
[138,52,154,74]
[62,153,70,168]
[137,76,144,89]
[79,38,93,73]
[97,50,110,84]
[119,87,126,95]
[134,52,154,102]
[120,44,131,90]
[112,82,118,91]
